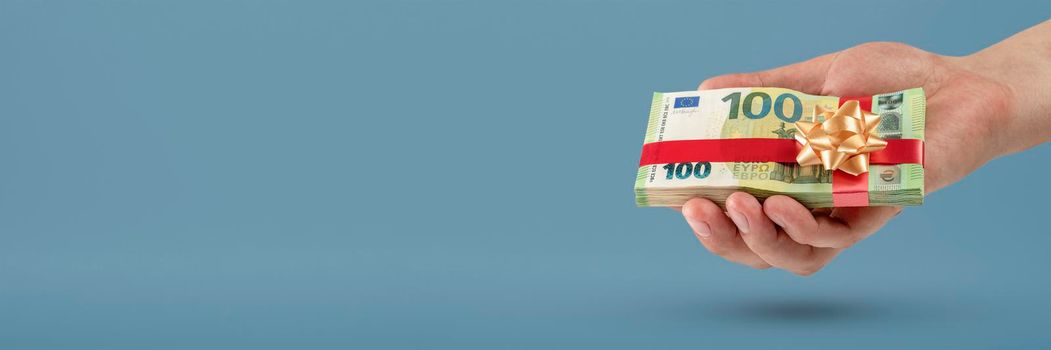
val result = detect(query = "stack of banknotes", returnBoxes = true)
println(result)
[634,87,925,208]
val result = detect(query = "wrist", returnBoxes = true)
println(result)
[957,20,1051,155]
[962,52,1051,155]
[948,53,1020,160]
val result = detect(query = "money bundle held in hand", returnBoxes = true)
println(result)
[634,87,926,208]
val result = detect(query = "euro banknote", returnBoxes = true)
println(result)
[634,87,925,208]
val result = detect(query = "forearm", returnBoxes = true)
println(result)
[961,19,1051,154]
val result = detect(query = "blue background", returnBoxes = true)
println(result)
[2,0,1050,348]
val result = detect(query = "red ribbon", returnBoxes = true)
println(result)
[637,95,922,207]
[637,138,923,166]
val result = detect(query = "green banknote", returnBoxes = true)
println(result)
[634,87,925,208]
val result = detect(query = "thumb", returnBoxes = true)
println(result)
[698,52,839,95]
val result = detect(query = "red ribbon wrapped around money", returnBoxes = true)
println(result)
[637,96,924,207]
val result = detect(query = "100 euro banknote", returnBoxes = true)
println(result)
[634,87,925,208]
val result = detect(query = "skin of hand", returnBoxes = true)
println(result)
[676,20,1051,276]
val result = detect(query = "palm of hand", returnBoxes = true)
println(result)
[815,43,1008,193]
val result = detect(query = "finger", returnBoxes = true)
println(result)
[726,192,838,276]
[698,52,839,94]
[764,196,901,249]
[682,197,770,269]
[829,206,903,235]
[763,196,853,248]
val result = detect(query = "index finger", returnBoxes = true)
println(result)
[762,195,900,249]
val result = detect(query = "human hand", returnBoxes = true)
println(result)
[677,35,1041,275]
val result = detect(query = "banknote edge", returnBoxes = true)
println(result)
[636,93,664,206]
[643,92,663,144]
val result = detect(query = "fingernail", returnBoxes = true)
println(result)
[685,218,712,238]
[727,209,749,234]
[768,213,785,228]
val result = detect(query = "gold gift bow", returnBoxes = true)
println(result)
[793,100,887,176]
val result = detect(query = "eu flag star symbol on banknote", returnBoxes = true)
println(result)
[673,96,700,108]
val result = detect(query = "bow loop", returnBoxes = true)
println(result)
[794,100,886,176]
